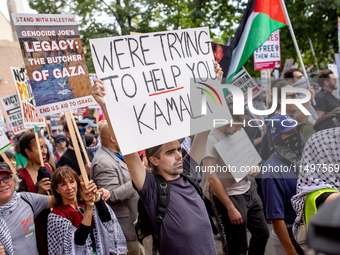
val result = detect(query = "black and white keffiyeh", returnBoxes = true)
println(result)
[47,202,127,255]
[292,127,340,233]
[0,192,21,255]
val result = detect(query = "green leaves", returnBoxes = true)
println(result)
[29,0,340,75]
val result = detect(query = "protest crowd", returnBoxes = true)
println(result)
[1,62,340,255]
[1,1,340,255]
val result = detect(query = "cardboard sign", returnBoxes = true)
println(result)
[226,67,261,103]
[10,67,45,128]
[11,13,94,117]
[0,128,12,154]
[0,95,28,134]
[214,129,261,182]
[254,30,281,70]
[90,27,232,155]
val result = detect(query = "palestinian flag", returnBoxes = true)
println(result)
[223,0,287,80]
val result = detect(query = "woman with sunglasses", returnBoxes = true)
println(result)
[48,166,127,255]
[50,134,68,169]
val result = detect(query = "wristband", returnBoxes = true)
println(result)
[95,192,101,202]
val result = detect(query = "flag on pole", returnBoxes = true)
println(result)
[224,0,287,80]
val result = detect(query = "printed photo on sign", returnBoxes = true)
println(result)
[11,67,45,128]
[212,42,229,64]
[90,27,232,155]
[0,95,28,134]
[11,13,93,117]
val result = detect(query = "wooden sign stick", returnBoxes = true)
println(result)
[69,112,90,165]
[45,118,52,140]
[64,111,89,185]
[34,126,44,167]
[1,152,16,174]
[93,108,99,134]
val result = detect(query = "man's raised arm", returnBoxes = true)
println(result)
[92,78,146,190]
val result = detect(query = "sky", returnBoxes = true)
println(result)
[0,0,37,21]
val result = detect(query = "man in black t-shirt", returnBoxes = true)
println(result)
[315,69,340,117]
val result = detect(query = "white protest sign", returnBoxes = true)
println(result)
[11,67,46,128]
[328,64,338,78]
[0,95,28,134]
[254,30,281,70]
[90,27,232,155]
[226,67,261,103]
[0,128,12,154]
[214,129,261,182]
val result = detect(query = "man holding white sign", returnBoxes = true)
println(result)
[202,102,269,255]
[92,61,223,255]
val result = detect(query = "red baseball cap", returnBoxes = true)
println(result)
[0,163,13,174]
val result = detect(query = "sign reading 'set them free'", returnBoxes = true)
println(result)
[89,27,232,155]
[254,30,281,70]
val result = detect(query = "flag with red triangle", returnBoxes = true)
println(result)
[223,0,287,80]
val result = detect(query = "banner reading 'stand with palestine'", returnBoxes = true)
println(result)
[10,67,45,128]
[11,13,94,117]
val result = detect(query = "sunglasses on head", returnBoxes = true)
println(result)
[56,139,66,144]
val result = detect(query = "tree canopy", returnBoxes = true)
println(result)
[29,0,340,76]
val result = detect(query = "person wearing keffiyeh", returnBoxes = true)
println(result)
[291,127,340,250]
[47,166,127,255]
[0,162,54,255]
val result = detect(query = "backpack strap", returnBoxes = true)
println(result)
[21,195,34,214]
[180,168,218,235]
[153,175,170,255]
